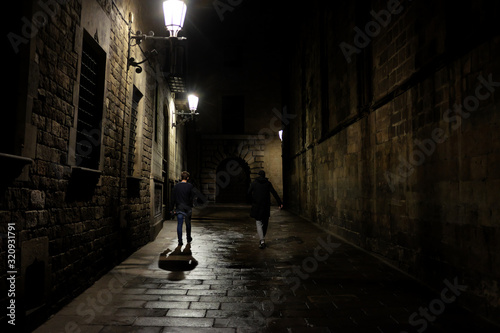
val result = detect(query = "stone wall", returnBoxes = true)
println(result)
[1,0,186,329]
[283,0,500,323]
[194,132,283,203]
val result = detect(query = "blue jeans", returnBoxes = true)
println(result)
[177,212,192,244]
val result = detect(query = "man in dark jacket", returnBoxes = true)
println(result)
[248,170,283,249]
[170,171,195,245]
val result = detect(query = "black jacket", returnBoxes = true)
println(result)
[248,176,282,220]
[170,182,195,214]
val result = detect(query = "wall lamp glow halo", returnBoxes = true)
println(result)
[127,0,188,73]
[173,94,199,127]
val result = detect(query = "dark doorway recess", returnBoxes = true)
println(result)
[216,157,250,204]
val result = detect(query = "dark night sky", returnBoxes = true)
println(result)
[181,0,290,97]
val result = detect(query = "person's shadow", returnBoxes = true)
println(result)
[158,244,198,281]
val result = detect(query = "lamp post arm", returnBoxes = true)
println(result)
[131,33,186,42]
[173,112,199,116]
[145,35,186,41]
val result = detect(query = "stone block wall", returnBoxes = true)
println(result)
[198,135,265,202]
[1,0,186,329]
[282,0,500,323]
[193,133,283,204]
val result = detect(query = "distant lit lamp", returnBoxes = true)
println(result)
[127,0,188,73]
[279,130,283,141]
[188,94,199,112]
[173,94,199,127]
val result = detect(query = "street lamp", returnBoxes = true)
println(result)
[127,0,188,73]
[188,94,199,112]
[163,0,187,38]
[173,94,200,127]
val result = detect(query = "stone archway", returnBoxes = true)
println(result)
[199,135,266,202]
[215,157,251,204]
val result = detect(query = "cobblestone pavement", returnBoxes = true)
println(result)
[34,204,498,333]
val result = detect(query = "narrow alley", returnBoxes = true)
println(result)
[33,205,496,333]
[2,0,500,331]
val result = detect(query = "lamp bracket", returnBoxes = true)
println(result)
[127,49,159,73]
[131,30,186,44]
[172,110,199,127]
[173,112,199,116]
[127,26,186,73]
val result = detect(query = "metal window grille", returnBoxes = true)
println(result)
[75,32,105,169]
[128,88,142,176]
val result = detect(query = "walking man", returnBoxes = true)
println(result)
[248,170,283,249]
[170,171,195,245]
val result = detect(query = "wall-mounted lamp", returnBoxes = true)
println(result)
[128,0,188,73]
[163,0,187,38]
[279,130,283,141]
[173,94,199,127]
[187,94,199,111]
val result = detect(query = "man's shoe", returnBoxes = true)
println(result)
[259,241,266,249]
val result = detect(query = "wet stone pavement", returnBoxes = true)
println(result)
[34,204,498,333]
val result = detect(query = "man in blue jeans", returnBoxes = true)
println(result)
[170,171,195,245]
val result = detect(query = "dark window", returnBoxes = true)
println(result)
[154,184,162,217]
[75,31,106,169]
[444,0,499,56]
[128,87,143,176]
[3,1,33,155]
[154,83,159,142]
[221,96,244,134]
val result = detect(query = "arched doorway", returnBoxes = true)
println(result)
[216,157,251,204]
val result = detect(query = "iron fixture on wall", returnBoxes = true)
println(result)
[127,0,187,73]
[173,94,199,127]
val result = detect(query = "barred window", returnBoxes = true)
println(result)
[128,87,143,176]
[75,31,106,169]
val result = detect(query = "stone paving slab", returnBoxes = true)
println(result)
[33,204,499,333]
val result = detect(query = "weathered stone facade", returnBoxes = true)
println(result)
[197,134,282,203]
[1,0,187,329]
[282,0,500,324]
